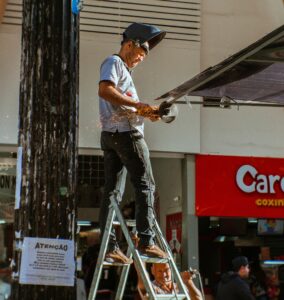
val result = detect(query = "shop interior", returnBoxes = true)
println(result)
[1,152,284,299]
[199,216,284,299]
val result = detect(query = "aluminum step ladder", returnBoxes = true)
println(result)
[88,191,190,300]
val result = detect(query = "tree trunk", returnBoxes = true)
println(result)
[11,0,79,299]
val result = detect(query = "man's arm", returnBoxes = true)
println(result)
[99,81,159,119]
[99,81,141,108]
[180,271,203,300]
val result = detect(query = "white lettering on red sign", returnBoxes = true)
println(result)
[236,164,284,194]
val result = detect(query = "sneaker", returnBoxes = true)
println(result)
[105,248,133,264]
[138,244,168,259]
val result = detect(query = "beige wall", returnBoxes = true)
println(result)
[199,0,284,157]
[0,0,7,24]
[0,27,20,145]
[201,0,284,69]
[152,158,183,232]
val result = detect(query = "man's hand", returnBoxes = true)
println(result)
[181,270,203,300]
[135,103,160,121]
[180,270,196,284]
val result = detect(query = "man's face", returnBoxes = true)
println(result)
[124,41,147,69]
[151,263,172,285]
[239,265,250,279]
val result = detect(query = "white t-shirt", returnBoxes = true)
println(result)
[99,55,144,134]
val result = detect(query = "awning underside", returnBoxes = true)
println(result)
[191,61,284,103]
[157,25,284,105]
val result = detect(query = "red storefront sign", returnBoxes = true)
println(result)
[196,154,284,218]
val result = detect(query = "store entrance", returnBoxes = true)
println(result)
[0,152,17,300]
[198,217,284,300]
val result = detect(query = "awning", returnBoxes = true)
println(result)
[156,24,284,105]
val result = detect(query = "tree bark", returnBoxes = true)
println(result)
[11,0,79,299]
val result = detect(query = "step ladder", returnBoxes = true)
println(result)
[88,191,190,300]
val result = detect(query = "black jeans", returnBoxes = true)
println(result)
[99,130,156,250]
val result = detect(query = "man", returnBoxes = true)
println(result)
[216,256,254,300]
[98,23,167,264]
[137,263,203,300]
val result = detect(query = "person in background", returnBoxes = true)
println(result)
[249,260,268,300]
[216,256,254,300]
[137,262,203,300]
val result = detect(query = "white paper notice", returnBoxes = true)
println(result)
[19,237,75,286]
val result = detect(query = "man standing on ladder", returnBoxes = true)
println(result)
[98,23,167,264]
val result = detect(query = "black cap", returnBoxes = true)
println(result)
[232,256,249,271]
[122,23,166,53]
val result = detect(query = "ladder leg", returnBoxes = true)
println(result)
[88,206,116,300]
[89,168,127,300]
[114,246,133,300]
[111,196,158,300]
[197,272,205,300]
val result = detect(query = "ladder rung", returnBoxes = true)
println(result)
[103,261,131,267]
[155,294,188,300]
[140,256,169,263]
[113,219,136,227]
